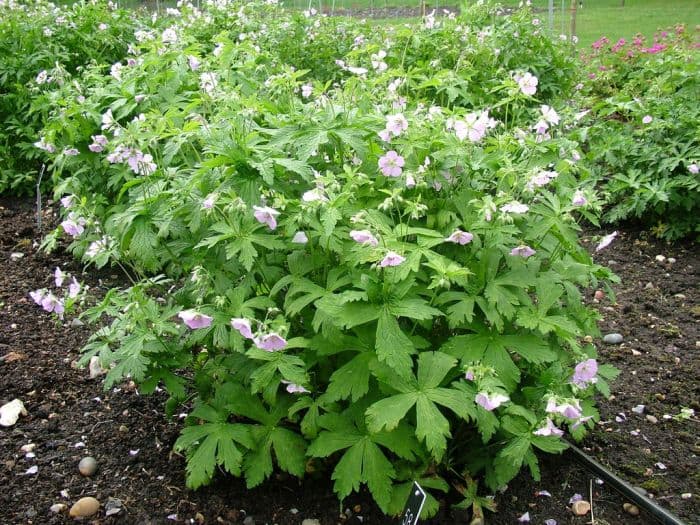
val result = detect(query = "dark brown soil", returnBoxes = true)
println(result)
[1,197,697,525]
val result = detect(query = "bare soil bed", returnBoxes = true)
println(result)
[1,196,697,524]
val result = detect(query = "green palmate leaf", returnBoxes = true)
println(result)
[366,352,467,459]
[175,421,253,489]
[325,351,376,402]
[308,413,416,512]
[375,309,415,378]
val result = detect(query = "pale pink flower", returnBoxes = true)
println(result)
[41,293,64,315]
[517,72,538,96]
[202,194,217,209]
[301,83,313,98]
[572,190,587,207]
[254,333,287,351]
[546,398,582,419]
[540,105,560,125]
[350,230,379,247]
[292,231,308,244]
[532,119,549,135]
[533,418,564,437]
[464,370,475,381]
[378,151,405,177]
[30,289,46,305]
[475,392,509,411]
[64,148,79,156]
[510,245,536,258]
[642,115,653,124]
[61,219,84,237]
[688,163,699,174]
[571,358,598,388]
[454,112,487,142]
[187,55,200,71]
[500,201,529,214]
[231,318,254,339]
[378,129,391,142]
[385,114,408,137]
[595,231,618,252]
[253,206,280,230]
[161,27,178,43]
[445,230,474,245]
[379,251,405,267]
[572,150,581,162]
[282,381,309,394]
[60,195,74,209]
[405,173,416,188]
[302,187,328,203]
[178,310,213,329]
[54,267,65,287]
[68,277,81,298]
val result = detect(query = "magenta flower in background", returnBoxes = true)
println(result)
[595,231,618,252]
[500,201,529,214]
[54,267,65,287]
[254,332,287,351]
[572,190,587,207]
[68,277,81,298]
[378,150,405,177]
[510,245,536,258]
[292,231,308,244]
[517,72,538,96]
[533,418,564,437]
[41,293,64,315]
[253,205,280,230]
[349,230,379,247]
[688,163,699,174]
[572,358,598,388]
[30,289,46,305]
[379,251,405,268]
[178,310,213,329]
[445,230,474,245]
[61,219,84,237]
[475,392,509,411]
[231,318,254,339]
[642,115,653,124]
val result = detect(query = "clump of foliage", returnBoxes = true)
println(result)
[27,0,621,518]
[573,29,700,240]
[0,0,144,194]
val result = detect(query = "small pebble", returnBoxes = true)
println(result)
[243,516,255,525]
[603,333,624,344]
[69,497,100,518]
[646,415,658,424]
[302,520,321,525]
[674,294,686,300]
[655,255,666,262]
[681,493,692,499]
[20,443,36,453]
[594,290,605,301]
[644,282,654,290]
[623,503,640,516]
[632,405,646,414]
[667,257,676,264]
[571,500,591,516]
[10,252,24,261]
[290,508,299,514]
[78,456,98,477]
[119,425,128,432]
[50,503,67,513]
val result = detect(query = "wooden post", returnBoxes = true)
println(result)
[570,0,578,40]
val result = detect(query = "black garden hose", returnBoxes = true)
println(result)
[566,442,687,525]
